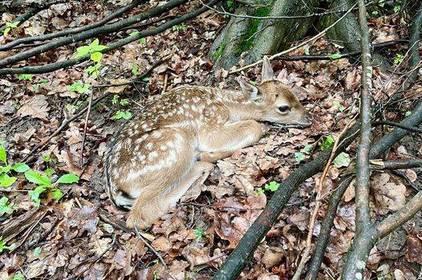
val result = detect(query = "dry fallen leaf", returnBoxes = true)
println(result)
[17,95,50,120]
[372,173,406,215]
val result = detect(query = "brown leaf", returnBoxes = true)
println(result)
[18,95,49,120]
[372,173,406,215]
[405,235,422,264]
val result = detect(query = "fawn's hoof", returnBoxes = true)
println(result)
[126,211,151,229]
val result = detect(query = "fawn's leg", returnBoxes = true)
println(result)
[198,120,263,162]
[127,161,213,229]
[124,128,197,229]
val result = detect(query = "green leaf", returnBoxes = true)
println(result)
[44,167,55,177]
[0,237,9,253]
[42,154,51,163]
[112,110,132,120]
[11,271,24,280]
[332,100,345,112]
[3,21,19,36]
[194,227,204,240]
[17,74,33,81]
[51,188,63,201]
[0,196,13,214]
[333,152,351,168]
[57,173,79,184]
[119,99,129,106]
[321,135,335,151]
[0,145,7,164]
[25,170,51,186]
[295,152,306,163]
[302,144,313,154]
[255,187,265,196]
[0,173,17,187]
[90,51,103,62]
[29,185,48,206]
[76,45,91,58]
[264,181,280,192]
[328,53,342,60]
[393,53,404,65]
[33,247,42,257]
[68,81,91,94]
[0,165,11,174]
[138,37,146,45]
[131,64,139,76]
[11,163,30,173]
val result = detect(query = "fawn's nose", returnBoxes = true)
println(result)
[297,114,312,127]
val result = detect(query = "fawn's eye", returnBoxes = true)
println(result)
[278,105,290,113]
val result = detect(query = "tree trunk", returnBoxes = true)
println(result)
[210,0,318,70]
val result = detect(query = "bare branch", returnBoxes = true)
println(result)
[0,0,147,51]
[376,192,422,239]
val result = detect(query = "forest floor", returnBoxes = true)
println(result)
[0,1,421,279]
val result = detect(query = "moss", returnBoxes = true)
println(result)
[212,42,226,61]
[236,5,272,55]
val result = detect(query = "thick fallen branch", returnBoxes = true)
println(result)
[371,159,422,170]
[373,120,422,133]
[0,0,147,51]
[0,0,187,68]
[0,0,220,75]
[341,0,376,277]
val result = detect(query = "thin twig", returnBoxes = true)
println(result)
[373,120,422,133]
[134,227,167,267]
[80,90,94,166]
[228,3,357,74]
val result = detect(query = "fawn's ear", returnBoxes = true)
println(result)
[262,56,274,81]
[236,77,262,102]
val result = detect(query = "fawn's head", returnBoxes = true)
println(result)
[237,57,310,126]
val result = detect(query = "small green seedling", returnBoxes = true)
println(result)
[112,110,132,120]
[25,169,79,206]
[17,74,33,81]
[68,81,91,94]
[0,237,9,253]
[3,21,19,36]
[0,145,30,188]
[0,196,13,215]
[75,38,107,60]
[194,227,205,240]
[265,181,280,192]
[320,135,335,151]
[172,23,187,32]
[11,271,25,280]
[393,53,404,65]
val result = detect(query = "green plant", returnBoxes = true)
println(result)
[17,74,33,81]
[75,39,107,77]
[0,145,30,187]
[0,237,9,253]
[172,23,187,32]
[265,181,280,192]
[0,196,13,215]
[25,169,79,206]
[194,227,205,240]
[112,110,132,120]
[393,53,404,65]
[321,135,335,151]
[10,271,24,280]
[68,81,91,94]
[3,21,19,36]
[333,152,351,168]
[328,53,342,60]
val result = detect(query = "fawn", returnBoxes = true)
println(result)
[105,57,310,229]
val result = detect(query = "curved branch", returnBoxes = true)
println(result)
[0,0,188,68]
[0,0,147,51]
[0,0,219,75]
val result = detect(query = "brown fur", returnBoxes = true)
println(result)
[105,57,310,229]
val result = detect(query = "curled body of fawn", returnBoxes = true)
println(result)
[105,57,310,229]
